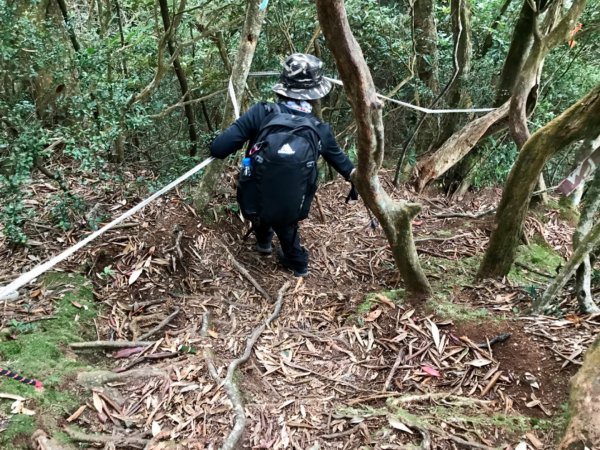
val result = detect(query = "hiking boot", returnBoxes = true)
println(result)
[277,248,309,277]
[255,242,272,255]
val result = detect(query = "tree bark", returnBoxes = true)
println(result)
[413,0,439,94]
[415,101,509,192]
[508,0,588,150]
[413,0,440,157]
[558,335,600,450]
[315,0,432,297]
[193,0,267,212]
[573,170,600,313]
[435,0,473,146]
[478,84,600,279]
[158,0,199,156]
[494,0,536,106]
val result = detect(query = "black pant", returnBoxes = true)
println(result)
[254,222,308,271]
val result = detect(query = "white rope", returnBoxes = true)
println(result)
[0,157,214,300]
[248,71,495,114]
[228,78,241,120]
[0,75,244,301]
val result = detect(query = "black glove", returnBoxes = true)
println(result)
[345,183,358,204]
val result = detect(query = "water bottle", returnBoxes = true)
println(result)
[242,157,252,177]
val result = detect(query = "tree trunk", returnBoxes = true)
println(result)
[315,0,432,298]
[558,335,600,450]
[415,101,509,192]
[479,0,514,58]
[193,0,267,212]
[55,0,81,52]
[574,170,600,313]
[533,219,600,312]
[158,0,199,156]
[436,0,473,145]
[508,0,588,150]
[494,0,535,106]
[478,84,600,279]
[413,0,440,157]
[413,0,439,94]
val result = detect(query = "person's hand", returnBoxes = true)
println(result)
[349,168,357,182]
[345,182,358,203]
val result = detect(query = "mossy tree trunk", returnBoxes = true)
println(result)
[478,84,600,279]
[559,335,600,449]
[315,0,432,298]
[413,0,440,157]
[193,0,267,212]
[494,0,536,105]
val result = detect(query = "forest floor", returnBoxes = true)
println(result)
[1,167,599,449]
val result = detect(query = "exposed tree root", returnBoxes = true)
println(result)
[64,427,149,448]
[203,282,290,450]
[70,340,155,349]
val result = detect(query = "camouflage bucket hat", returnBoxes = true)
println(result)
[272,53,333,100]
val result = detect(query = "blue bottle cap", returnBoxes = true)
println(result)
[242,157,251,166]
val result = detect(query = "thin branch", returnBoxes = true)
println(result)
[224,246,270,300]
[138,307,180,340]
[69,340,155,349]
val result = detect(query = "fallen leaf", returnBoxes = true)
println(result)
[428,320,441,353]
[128,268,143,285]
[66,405,87,422]
[466,358,492,367]
[208,329,219,338]
[365,309,382,322]
[387,416,413,434]
[375,294,396,309]
[421,365,441,377]
[92,392,104,415]
[114,347,145,359]
[152,421,161,437]
[400,309,415,321]
[526,432,544,449]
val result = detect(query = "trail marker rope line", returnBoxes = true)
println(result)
[0,78,244,301]
[0,156,214,300]
[248,71,495,114]
[0,367,43,390]
[1,64,490,300]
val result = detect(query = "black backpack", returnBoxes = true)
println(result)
[237,104,321,226]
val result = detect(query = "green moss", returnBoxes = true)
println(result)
[0,272,98,448]
[509,243,564,286]
[427,297,493,323]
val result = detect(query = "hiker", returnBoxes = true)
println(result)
[210,53,355,277]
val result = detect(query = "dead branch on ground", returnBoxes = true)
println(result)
[65,427,148,448]
[223,245,271,300]
[138,307,180,340]
[69,340,155,349]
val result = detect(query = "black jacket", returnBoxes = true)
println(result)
[210,102,354,179]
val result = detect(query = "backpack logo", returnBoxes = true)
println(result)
[278,144,295,155]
